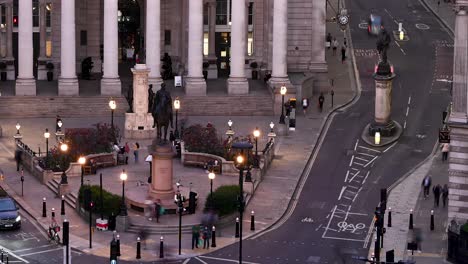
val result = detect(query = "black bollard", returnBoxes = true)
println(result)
[430,210,434,231]
[51,208,55,219]
[1,248,4,262]
[136,237,141,259]
[211,226,217,248]
[42,198,47,217]
[235,217,240,238]
[116,234,121,257]
[409,209,413,230]
[5,253,8,264]
[159,236,164,258]
[388,207,392,227]
[250,211,255,231]
[61,195,65,215]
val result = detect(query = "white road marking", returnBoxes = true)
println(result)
[322,205,337,237]
[352,187,363,202]
[13,244,52,253]
[404,121,407,129]
[347,185,360,190]
[408,96,412,105]
[195,257,209,264]
[356,152,376,158]
[344,170,350,182]
[400,48,407,55]
[19,247,62,257]
[0,246,29,263]
[199,255,261,264]
[351,168,359,171]
[322,236,366,242]
[406,106,410,116]
[354,156,370,162]
[353,162,365,167]
[349,155,355,166]
[349,171,362,183]
[338,186,346,201]
[358,146,381,153]
[183,259,191,264]
[364,156,379,167]
[0,141,15,156]
[394,41,401,48]
[362,171,371,184]
[354,139,359,151]
[383,142,398,153]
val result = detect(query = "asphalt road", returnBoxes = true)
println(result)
[183,0,453,263]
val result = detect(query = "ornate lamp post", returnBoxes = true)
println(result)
[44,129,50,168]
[268,122,276,141]
[208,172,215,199]
[14,122,22,140]
[253,127,260,168]
[56,118,64,142]
[109,98,116,129]
[174,97,180,139]
[78,156,86,186]
[232,141,253,264]
[174,182,184,255]
[59,143,69,184]
[226,119,235,138]
[119,170,128,216]
[279,85,287,124]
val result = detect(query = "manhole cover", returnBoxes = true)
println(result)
[416,23,430,30]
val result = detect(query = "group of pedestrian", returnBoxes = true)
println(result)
[326,32,347,63]
[421,175,449,208]
[191,225,212,250]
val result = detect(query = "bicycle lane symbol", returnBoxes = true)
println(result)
[337,221,366,234]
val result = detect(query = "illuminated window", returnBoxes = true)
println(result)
[203,33,209,56]
[248,32,254,56]
[46,40,52,57]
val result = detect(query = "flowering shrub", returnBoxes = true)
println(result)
[182,123,224,157]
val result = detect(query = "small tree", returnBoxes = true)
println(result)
[182,123,223,156]
[204,185,241,216]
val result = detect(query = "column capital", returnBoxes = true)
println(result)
[5,1,13,8]
[456,0,468,10]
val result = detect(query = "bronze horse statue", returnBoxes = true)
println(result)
[151,83,173,142]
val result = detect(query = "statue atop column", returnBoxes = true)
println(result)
[376,28,392,75]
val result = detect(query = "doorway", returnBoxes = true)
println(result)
[215,32,230,78]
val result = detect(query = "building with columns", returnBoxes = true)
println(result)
[0,0,327,100]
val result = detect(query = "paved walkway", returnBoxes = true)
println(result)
[0,18,357,263]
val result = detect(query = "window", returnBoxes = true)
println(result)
[80,30,87,46]
[32,0,39,27]
[248,2,253,25]
[248,32,253,56]
[203,4,208,25]
[164,30,171,45]
[46,4,51,27]
[1,5,5,26]
[203,33,208,56]
[216,0,227,25]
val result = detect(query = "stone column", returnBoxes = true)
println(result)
[206,0,218,79]
[101,0,121,95]
[39,1,47,59]
[149,144,175,201]
[15,0,36,96]
[146,0,162,88]
[309,0,327,72]
[4,1,15,80]
[450,9,468,123]
[185,0,206,95]
[227,0,249,94]
[58,0,79,95]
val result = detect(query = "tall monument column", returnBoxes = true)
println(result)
[448,4,468,222]
[146,0,163,88]
[15,0,36,96]
[185,0,207,96]
[101,0,122,95]
[227,0,249,95]
[58,0,79,95]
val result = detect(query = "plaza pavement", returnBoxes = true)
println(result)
[0,20,358,263]
[367,0,455,262]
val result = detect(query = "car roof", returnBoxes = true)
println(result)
[370,14,382,23]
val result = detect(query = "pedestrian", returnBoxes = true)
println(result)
[14,149,22,172]
[155,200,161,223]
[326,33,332,50]
[124,142,130,164]
[169,130,176,144]
[133,142,140,163]
[138,228,148,249]
[302,98,309,115]
[344,37,347,47]
[191,225,200,249]
[441,142,450,162]
[422,175,432,198]
[318,93,325,112]
[433,184,441,207]
[202,226,211,249]
[341,45,347,63]
[442,184,449,207]
[332,38,339,56]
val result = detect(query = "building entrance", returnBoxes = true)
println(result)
[118,0,142,62]
[215,32,231,77]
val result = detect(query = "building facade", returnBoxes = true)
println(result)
[0,0,327,97]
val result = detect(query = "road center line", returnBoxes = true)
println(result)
[404,121,407,129]
[406,107,410,116]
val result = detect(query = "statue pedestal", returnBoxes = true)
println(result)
[124,113,156,139]
[148,142,175,200]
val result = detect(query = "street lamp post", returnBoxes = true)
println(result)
[268,122,276,142]
[119,170,128,216]
[60,143,69,184]
[208,172,215,201]
[232,141,253,264]
[253,127,260,168]
[109,98,116,140]
[174,183,183,255]
[44,129,50,168]
[226,119,235,138]
[78,156,86,187]
[279,85,287,124]
[56,117,64,142]
[174,97,180,139]
[14,122,22,141]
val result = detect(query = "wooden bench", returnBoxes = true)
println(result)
[183,153,222,173]
[85,153,116,174]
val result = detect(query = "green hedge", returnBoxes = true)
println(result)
[462,223,468,233]
[78,185,121,217]
[205,185,240,217]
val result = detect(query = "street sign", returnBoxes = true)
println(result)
[439,128,450,143]
[174,76,182,87]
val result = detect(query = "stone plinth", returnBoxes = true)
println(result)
[116,215,129,232]
[149,142,175,200]
[369,71,397,137]
[124,64,156,139]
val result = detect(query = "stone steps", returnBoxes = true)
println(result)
[0,95,273,118]
[46,178,78,210]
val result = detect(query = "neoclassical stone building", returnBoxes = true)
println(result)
[0,0,327,98]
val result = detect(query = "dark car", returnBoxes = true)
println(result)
[0,197,21,230]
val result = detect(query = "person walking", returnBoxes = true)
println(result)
[202,226,211,249]
[442,184,449,208]
[133,142,140,163]
[332,38,339,56]
[124,142,130,164]
[422,175,432,198]
[341,45,347,64]
[441,142,450,162]
[14,150,22,172]
[302,98,309,115]
[154,200,161,223]
[191,225,200,249]
[326,33,332,50]
[344,37,347,47]
[318,93,325,112]
[433,184,441,207]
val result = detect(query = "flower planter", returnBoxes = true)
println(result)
[96,218,109,231]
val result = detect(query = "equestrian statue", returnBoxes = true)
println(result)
[151,83,173,142]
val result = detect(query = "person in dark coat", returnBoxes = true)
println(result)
[341,45,347,63]
[433,184,441,207]
[202,226,211,249]
[318,93,325,112]
[14,150,22,172]
[155,200,161,223]
[191,225,200,249]
[442,184,449,208]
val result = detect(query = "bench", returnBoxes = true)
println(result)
[183,153,222,173]
[85,153,116,174]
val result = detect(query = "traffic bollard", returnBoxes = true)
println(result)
[235,217,240,238]
[409,209,413,230]
[250,211,255,231]
[387,207,392,227]
[136,237,141,259]
[116,234,121,257]
[159,236,164,258]
[51,208,55,219]
[1,248,4,262]
[5,253,8,264]
[42,198,47,217]
[430,210,434,231]
[61,195,65,215]
[211,226,217,248]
